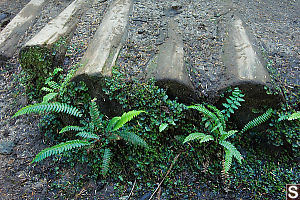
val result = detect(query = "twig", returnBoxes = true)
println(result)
[127,179,136,200]
[149,153,181,200]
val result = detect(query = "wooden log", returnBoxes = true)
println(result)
[218,16,283,126]
[146,19,198,103]
[0,0,47,61]
[19,0,88,99]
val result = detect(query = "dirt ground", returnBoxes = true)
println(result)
[0,0,299,199]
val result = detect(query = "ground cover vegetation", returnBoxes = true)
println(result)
[14,63,299,199]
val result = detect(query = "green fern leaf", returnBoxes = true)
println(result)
[220,130,238,141]
[47,81,60,90]
[41,87,54,93]
[207,104,226,130]
[59,126,86,134]
[106,117,121,132]
[13,102,82,118]
[219,141,242,164]
[60,68,76,92]
[76,131,100,140]
[188,105,220,126]
[89,99,102,129]
[224,149,233,173]
[241,108,273,133]
[52,67,63,75]
[183,132,212,144]
[224,150,233,173]
[159,123,168,132]
[118,131,148,148]
[42,92,58,103]
[32,140,90,163]
[112,110,145,131]
[288,111,300,121]
[102,148,112,177]
[199,135,214,143]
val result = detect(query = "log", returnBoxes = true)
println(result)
[146,19,198,103]
[219,16,283,125]
[0,0,47,61]
[19,0,88,99]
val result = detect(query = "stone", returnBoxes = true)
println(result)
[0,140,15,155]
[0,0,47,61]
[146,19,198,103]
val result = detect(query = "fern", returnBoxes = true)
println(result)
[207,104,226,130]
[118,131,148,148]
[89,99,102,129]
[241,108,273,133]
[101,148,112,177]
[183,132,213,144]
[76,131,100,140]
[59,68,76,93]
[106,117,121,132]
[188,105,220,128]
[288,111,300,121]
[219,141,242,164]
[220,130,238,141]
[112,110,145,131]
[41,87,54,93]
[223,150,233,173]
[46,81,60,90]
[222,87,244,119]
[32,140,90,163]
[42,92,58,103]
[59,125,86,134]
[13,102,82,118]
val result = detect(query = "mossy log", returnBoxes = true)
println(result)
[19,0,88,99]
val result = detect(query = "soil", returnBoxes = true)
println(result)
[0,0,299,199]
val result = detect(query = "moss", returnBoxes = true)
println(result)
[19,37,68,101]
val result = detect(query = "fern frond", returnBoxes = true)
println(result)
[76,131,100,140]
[241,108,273,133]
[32,140,90,163]
[52,67,63,75]
[183,132,213,144]
[219,141,242,164]
[89,99,102,129]
[188,105,220,126]
[220,130,238,141]
[60,68,76,92]
[224,150,233,173]
[106,117,121,132]
[101,148,112,177]
[59,125,86,134]
[46,81,60,90]
[207,104,226,130]
[13,102,82,118]
[42,92,58,103]
[41,87,54,93]
[159,123,168,132]
[118,131,148,148]
[112,110,145,131]
[288,111,300,121]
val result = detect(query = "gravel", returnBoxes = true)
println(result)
[0,0,299,198]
